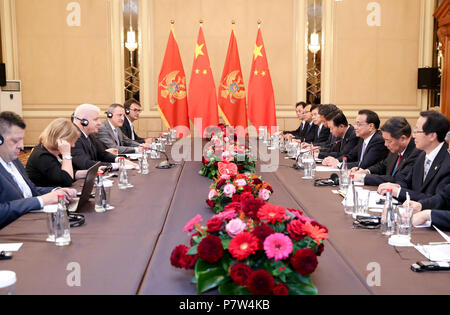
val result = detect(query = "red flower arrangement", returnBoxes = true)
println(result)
[170,202,328,295]
[199,130,256,180]
[206,171,273,214]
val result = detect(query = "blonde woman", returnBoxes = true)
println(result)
[26,118,88,187]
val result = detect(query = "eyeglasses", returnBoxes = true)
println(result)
[355,122,369,128]
[412,128,425,134]
[131,109,142,113]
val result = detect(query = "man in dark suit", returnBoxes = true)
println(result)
[121,99,151,144]
[71,104,137,171]
[379,111,450,202]
[283,102,306,139]
[97,104,144,155]
[352,117,421,186]
[408,183,450,230]
[323,110,389,169]
[298,104,318,143]
[320,111,359,160]
[311,104,330,146]
[0,111,76,229]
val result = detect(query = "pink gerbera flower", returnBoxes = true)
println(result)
[183,214,203,233]
[263,233,293,261]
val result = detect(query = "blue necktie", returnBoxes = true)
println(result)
[358,141,367,167]
[114,128,120,146]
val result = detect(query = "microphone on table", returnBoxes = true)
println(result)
[145,147,176,169]
[314,173,340,187]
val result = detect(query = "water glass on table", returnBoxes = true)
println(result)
[395,206,414,239]
[355,189,370,216]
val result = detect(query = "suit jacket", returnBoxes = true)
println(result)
[71,126,117,171]
[431,210,450,231]
[364,139,421,186]
[319,125,359,159]
[420,183,450,211]
[120,117,145,144]
[298,121,317,143]
[344,130,389,169]
[0,159,53,229]
[313,125,331,146]
[284,121,306,139]
[97,120,140,154]
[26,144,74,188]
[396,143,450,202]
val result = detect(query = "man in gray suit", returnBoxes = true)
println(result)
[97,104,145,155]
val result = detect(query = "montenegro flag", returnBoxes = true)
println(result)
[188,24,219,137]
[218,29,247,131]
[247,26,277,135]
[157,26,190,137]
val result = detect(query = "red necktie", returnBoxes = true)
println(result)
[392,153,402,175]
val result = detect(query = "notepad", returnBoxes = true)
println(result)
[0,243,23,252]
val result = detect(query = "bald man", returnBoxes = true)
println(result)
[71,104,136,171]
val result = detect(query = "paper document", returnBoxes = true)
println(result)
[0,243,23,252]
[433,225,450,243]
[415,244,450,262]
[125,153,141,160]
[315,166,340,172]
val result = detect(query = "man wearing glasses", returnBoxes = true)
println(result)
[378,111,450,202]
[121,99,152,145]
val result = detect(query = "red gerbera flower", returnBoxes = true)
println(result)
[273,283,289,295]
[197,235,224,264]
[228,232,259,260]
[230,263,253,286]
[290,248,318,276]
[246,269,275,295]
[224,201,242,213]
[257,204,286,224]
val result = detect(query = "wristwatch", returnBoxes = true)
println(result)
[62,155,72,160]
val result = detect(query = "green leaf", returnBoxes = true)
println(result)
[221,238,231,250]
[195,259,228,294]
[186,245,198,255]
[286,273,318,295]
[219,281,251,295]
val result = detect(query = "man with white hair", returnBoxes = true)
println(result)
[71,104,135,171]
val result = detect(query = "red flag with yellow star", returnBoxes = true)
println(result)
[157,26,190,137]
[247,26,277,134]
[218,29,247,130]
[188,24,219,136]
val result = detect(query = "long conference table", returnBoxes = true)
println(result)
[0,142,449,295]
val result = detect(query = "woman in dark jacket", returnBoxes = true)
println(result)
[26,118,88,187]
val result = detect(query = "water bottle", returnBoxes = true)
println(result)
[55,194,71,246]
[310,148,317,177]
[141,149,149,175]
[339,157,349,192]
[381,189,395,236]
[118,157,129,189]
[94,172,107,212]
[344,174,356,215]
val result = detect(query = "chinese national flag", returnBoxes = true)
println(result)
[218,29,247,130]
[247,27,277,134]
[157,27,190,137]
[188,25,219,136]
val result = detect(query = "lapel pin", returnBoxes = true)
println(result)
[434,166,438,171]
